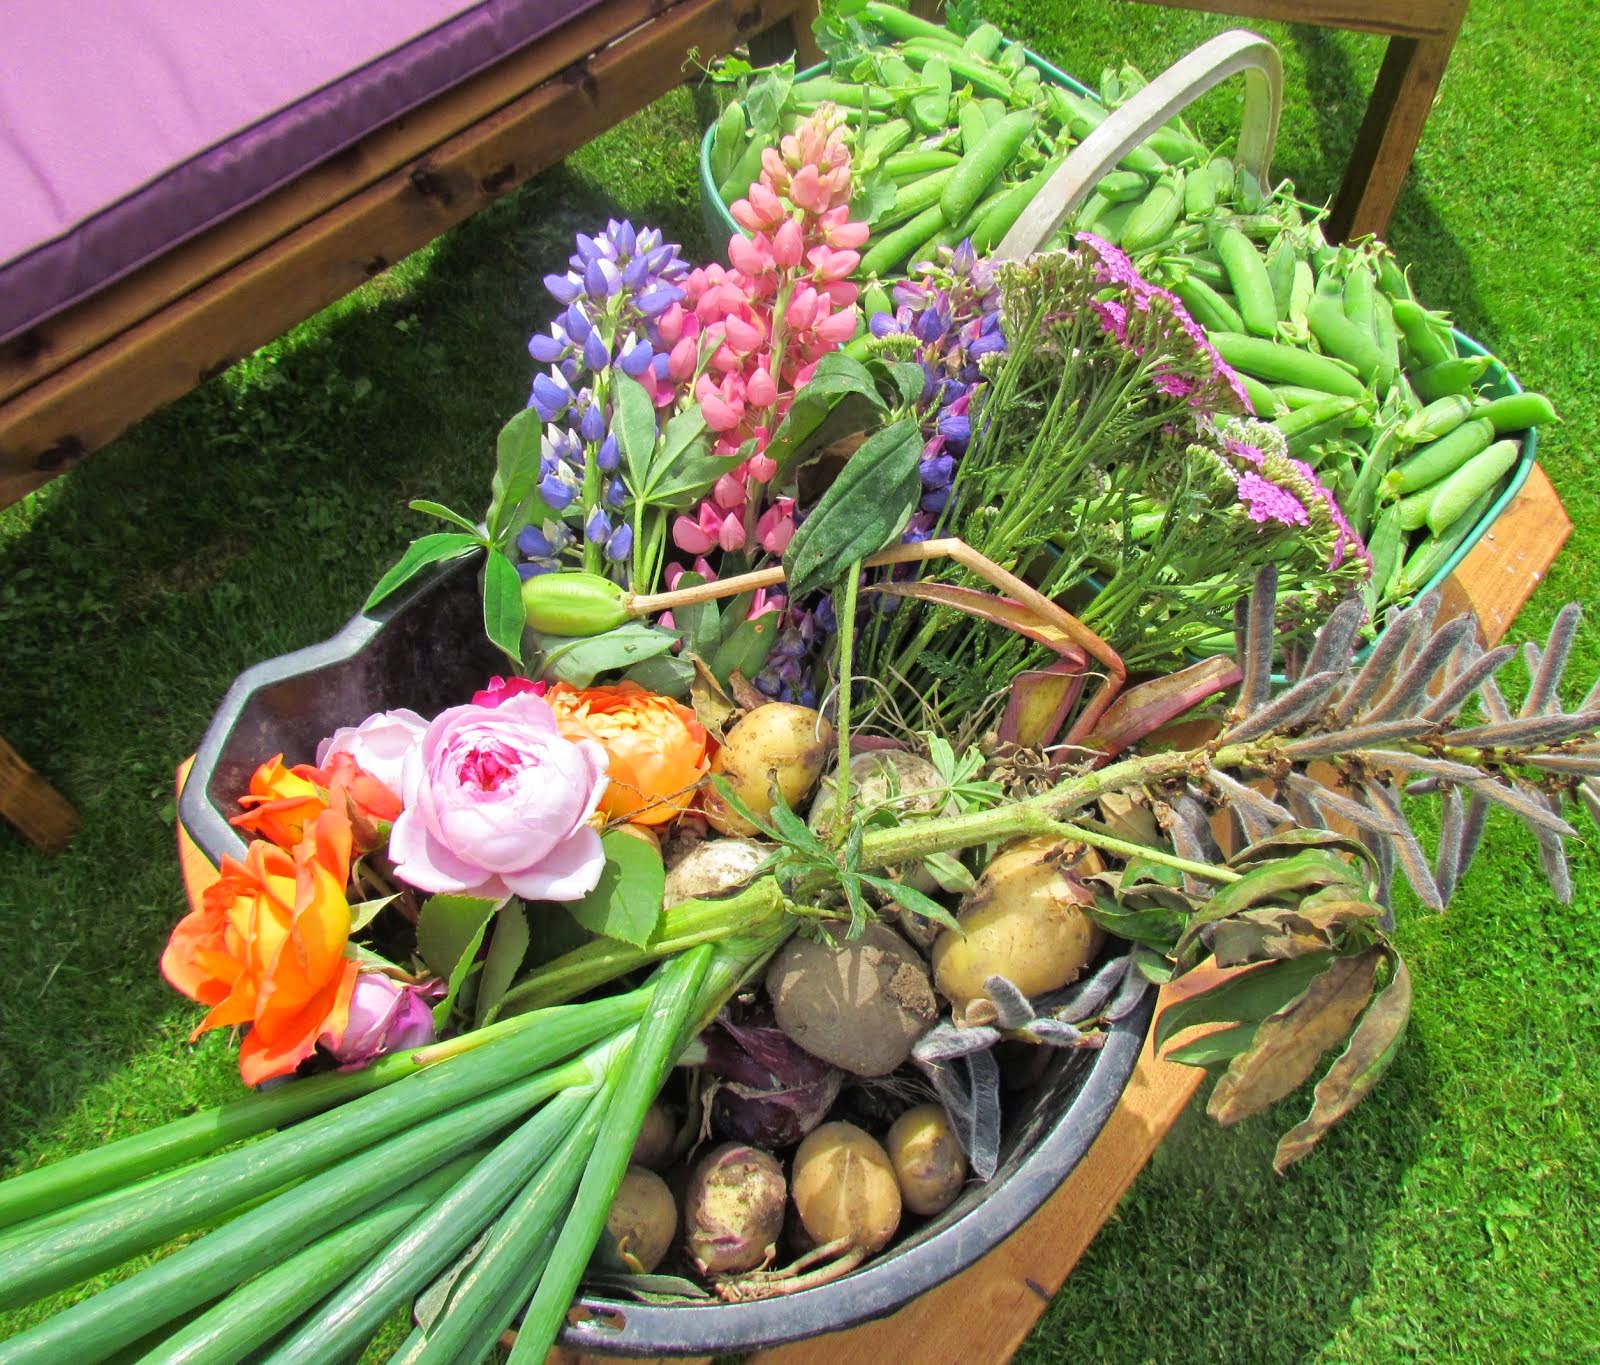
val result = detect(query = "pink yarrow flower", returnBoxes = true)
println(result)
[388,692,609,902]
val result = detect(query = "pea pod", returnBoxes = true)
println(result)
[900,41,1014,99]
[1477,391,1557,433]
[1121,170,1186,254]
[1390,298,1454,369]
[709,102,747,186]
[1280,259,1315,345]
[1410,354,1492,404]
[860,2,958,45]
[1393,483,1501,600]
[859,202,947,276]
[717,136,768,206]
[1376,252,1411,302]
[863,118,914,159]
[1235,167,1264,212]
[1371,292,1401,395]
[1215,226,1277,338]
[1271,384,1343,411]
[1119,143,1168,178]
[1399,393,1478,445]
[941,111,1035,224]
[1383,415,1496,496]
[1073,192,1112,233]
[1275,395,1369,456]
[1052,86,1106,138]
[791,77,898,109]
[958,100,990,155]
[1088,199,1138,247]
[1097,170,1151,203]
[964,22,1005,60]
[1174,276,1243,334]
[1266,235,1296,319]
[1180,254,1229,289]
[1208,333,1367,398]
[970,157,1061,252]
[1364,504,1404,610]
[1342,261,1378,338]
[1396,484,1435,532]
[874,166,959,230]
[1184,162,1224,217]
[911,56,953,133]
[1146,124,1207,166]
[1239,373,1284,417]
[885,148,961,179]
[977,97,1007,127]
[1307,296,1381,383]
[1425,438,1521,535]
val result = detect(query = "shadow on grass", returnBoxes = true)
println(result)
[1020,1032,1438,1364]
[0,97,712,1159]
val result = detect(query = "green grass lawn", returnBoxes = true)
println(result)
[2,1,1597,1359]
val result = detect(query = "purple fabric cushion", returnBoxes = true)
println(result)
[0,0,601,344]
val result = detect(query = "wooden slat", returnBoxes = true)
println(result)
[0,735,80,855]
[0,0,744,406]
[0,0,804,508]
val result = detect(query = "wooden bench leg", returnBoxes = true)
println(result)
[0,734,80,855]
[750,0,822,68]
[1328,6,1467,242]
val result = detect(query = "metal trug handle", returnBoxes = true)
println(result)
[995,29,1284,261]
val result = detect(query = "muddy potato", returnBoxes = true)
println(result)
[605,1165,677,1273]
[808,750,946,838]
[886,1104,966,1216]
[661,837,771,908]
[932,837,1104,1010]
[631,1103,676,1170]
[791,1121,901,1255]
[766,923,938,1077]
[682,1143,787,1276]
[703,704,833,836]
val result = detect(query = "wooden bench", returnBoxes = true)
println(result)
[0,0,820,854]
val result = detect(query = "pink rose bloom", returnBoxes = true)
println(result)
[388,692,609,902]
[316,708,428,798]
[472,676,549,708]
[320,972,440,1069]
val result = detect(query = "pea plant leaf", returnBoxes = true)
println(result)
[566,831,667,949]
[530,622,679,687]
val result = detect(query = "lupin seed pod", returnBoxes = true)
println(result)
[520,570,630,635]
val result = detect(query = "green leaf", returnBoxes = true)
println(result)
[638,407,726,509]
[1172,850,1368,966]
[782,419,923,598]
[920,851,975,894]
[475,902,530,1029]
[416,894,503,1027]
[707,608,779,689]
[624,655,695,699]
[670,573,721,657]
[707,775,779,841]
[613,374,662,495]
[863,875,962,934]
[1083,895,1188,953]
[1165,1023,1256,1067]
[565,831,666,948]
[878,359,931,409]
[1155,952,1333,1054]
[365,535,482,610]
[852,168,899,226]
[408,500,482,535]
[766,794,825,854]
[764,353,887,484]
[347,894,399,935]
[483,552,526,665]
[488,407,550,545]
[745,62,794,132]
[531,622,679,687]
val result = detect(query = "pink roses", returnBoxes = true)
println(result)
[387,691,610,902]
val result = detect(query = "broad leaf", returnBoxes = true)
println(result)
[612,373,662,495]
[1155,952,1333,1054]
[474,901,530,1029]
[365,534,481,610]
[347,894,399,935]
[1172,851,1368,965]
[624,655,695,699]
[483,551,526,665]
[1082,894,1187,953]
[707,608,779,689]
[488,406,550,545]
[745,62,795,133]
[566,830,666,948]
[1272,955,1412,1171]
[1207,949,1382,1125]
[877,359,931,409]
[783,418,923,598]
[764,353,887,484]
[416,894,502,1027]
[1165,1023,1257,1067]
[637,406,726,509]
[531,622,679,688]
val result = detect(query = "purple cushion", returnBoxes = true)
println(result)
[0,0,601,345]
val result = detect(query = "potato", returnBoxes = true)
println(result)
[886,1103,966,1216]
[661,837,770,908]
[766,923,938,1077]
[631,1102,676,1170]
[791,1121,901,1255]
[703,704,833,836]
[605,1165,677,1273]
[932,836,1104,1010]
[808,750,946,839]
[682,1143,787,1276]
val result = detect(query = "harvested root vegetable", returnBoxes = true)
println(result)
[605,1166,677,1273]
[808,750,947,839]
[631,1103,676,1171]
[886,1103,967,1216]
[702,704,833,836]
[766,924,938,1076]
[791,1121,901,1256]
[702,1008,843,1149]
[662,837,770,908]
[683,1143,787,1276]
[932,836,1104,1011]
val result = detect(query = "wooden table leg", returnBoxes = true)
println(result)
[0,734,80,855]
[1327,1,1468,241]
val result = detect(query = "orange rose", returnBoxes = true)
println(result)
[163,806,359,1086]
[546,682,713,826]
[230,755,330,849]
[321,750,403,851]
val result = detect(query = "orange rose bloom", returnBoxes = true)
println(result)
[230,754,330,849]
[546,681,713,826]
[321,750,403,851]
[163,806,359,1086]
